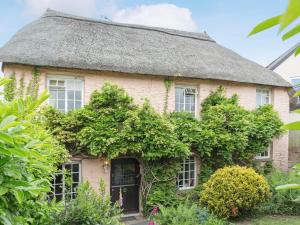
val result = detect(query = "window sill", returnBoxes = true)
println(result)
[254,157,271,162]
[178,186,195,191]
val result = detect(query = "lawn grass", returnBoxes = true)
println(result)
[236,215,300,225]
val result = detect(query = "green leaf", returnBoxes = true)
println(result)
[283,121,300,130]
[248,16,281,36]
[279,0,300,31]
[0,115,17,130]
[0,157,11,167]
[295,46,300,56]
[0,147,12,156]
[13,190,24,204]
[282,24,300,40]
[0,78,11,87]
[0,187,9,195]
[0,133,14,145]
[276,183,300,190]
[293,90,300,97]
[9,147,28,157]
[292,109,300,114]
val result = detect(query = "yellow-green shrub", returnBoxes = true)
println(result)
[200,166,271,218]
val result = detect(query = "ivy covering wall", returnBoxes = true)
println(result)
[42,83,284,213]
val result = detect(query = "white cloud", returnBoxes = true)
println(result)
[21,0,98,17]
[20,1,197,32]
[112,3,197,31]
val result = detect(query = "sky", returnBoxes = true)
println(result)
[0,0,299,71]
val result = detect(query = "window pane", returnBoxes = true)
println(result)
[67,90,74,100]
[68,101,74,111]
[58,80,65,86]
[75,101,81,109]
[49,99,56,108]
[49,80,57,85]
[58,100,65,111]
[57,90,65,100]
[72,173,79,182]
[74,80,82,90]
[75,91,82,101]
[66,80,74,89]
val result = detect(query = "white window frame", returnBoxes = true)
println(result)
[177,156,197,190]
[255,145,271,160]
[175,85,198,116]
[47,75,84,112]
[256,87,271,108]
[51,161,82,202]
[290,77,300,104]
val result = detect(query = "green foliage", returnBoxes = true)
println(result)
[42,84,283,215]
[4,73,16,101]
[26,67,40,99]
[153,203,230,225]
[0,78,69,225]
[260,169,300,215]
[249,0,300,55]
[142,159,181,213]
[163,79,172,114]
[17,75,25,98]
[44,82,189,160]
[51,181,123,225]
[200,166,271,218]
[203,88,282,170]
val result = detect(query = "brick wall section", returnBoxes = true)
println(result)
[3,64,289,170]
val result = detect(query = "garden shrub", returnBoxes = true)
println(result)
[153,202,230,225]
[259,169,300,215]
[0,78,68,224]
[51,181,123,225]
[200,166,271,218]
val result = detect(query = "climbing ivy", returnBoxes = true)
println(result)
[17,75,25,98]
[26,67,40,99]
[163,79,172,115]
[4,72,16,101]
[42,83,284,211]
[43,82,189,160]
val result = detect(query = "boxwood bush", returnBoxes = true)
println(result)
[200,166,271,218]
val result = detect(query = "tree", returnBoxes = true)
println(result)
[249,0,300,55]
[0,78,68,224]
[249,0,300,196]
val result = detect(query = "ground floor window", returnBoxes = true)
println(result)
[50,161,81,201]
[256,146,271,160]
[177,156,196,190]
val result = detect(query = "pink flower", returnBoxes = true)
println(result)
[148,220,155,225]
[151,206,159,215]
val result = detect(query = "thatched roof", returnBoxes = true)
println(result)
[0,9,290,87]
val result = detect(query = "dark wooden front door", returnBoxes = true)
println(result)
[111,158,140,214]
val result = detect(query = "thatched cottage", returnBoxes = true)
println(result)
[0,9,291,215]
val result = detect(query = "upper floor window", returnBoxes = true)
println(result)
[175,86,197,116]
[177,156,196,190]
[256,88,270,108]
[48,76,83,112]
[50,162,81,202]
